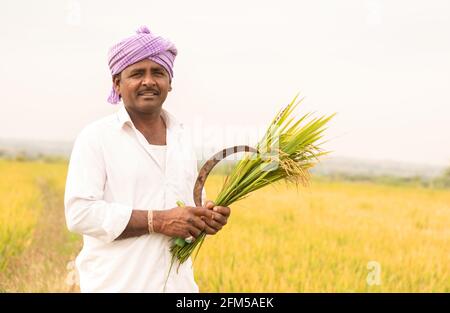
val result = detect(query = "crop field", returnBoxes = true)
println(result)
[0,160,449,292]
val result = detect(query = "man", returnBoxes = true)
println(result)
[64,26,230,292]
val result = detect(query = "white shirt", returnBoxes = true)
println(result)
[64,105,203,292]
[147,144,167,174]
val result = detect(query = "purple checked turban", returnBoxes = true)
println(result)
[107,26,178,104]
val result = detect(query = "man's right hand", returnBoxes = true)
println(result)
[153,206,213,239]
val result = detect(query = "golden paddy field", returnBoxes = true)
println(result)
[0,159,449,292]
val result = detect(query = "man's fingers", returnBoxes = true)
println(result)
[184,204,231,237]
[202,217,223,231]
[213,206,230,217]
[190,216,206,232]
[188,226,202,238]
[211,211,227,225]
[204,200,215,210]
[191,207,214,219]
[203,224,218,235]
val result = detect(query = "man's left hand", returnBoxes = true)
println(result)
[201,200,230,235]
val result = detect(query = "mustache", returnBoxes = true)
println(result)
[137,88,160,95]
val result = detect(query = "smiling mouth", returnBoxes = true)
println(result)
[138,92,159,97]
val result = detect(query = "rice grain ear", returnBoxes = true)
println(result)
[170,94,334,266]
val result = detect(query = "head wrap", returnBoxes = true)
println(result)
[107,25,178,104]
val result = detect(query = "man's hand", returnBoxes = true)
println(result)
[115,202,230,241]
[201,200,231,235]
[153,206,213,239]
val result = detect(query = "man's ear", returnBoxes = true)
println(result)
[168,82,172,92]
[113,74,121,96]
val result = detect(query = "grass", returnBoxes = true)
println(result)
[0,160,81,292]
[0,161,42,272]
[0,159,449,292]
[194,175,450,292]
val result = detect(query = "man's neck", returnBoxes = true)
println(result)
[125,106,167,145]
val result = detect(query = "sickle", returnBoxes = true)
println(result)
[193,145,258,207]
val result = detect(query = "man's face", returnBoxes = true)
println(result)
[113,59,172,113]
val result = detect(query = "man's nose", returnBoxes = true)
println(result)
[142,73,156,86]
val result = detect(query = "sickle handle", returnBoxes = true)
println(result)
[193,145,258,207]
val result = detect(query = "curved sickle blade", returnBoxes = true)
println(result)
[193,145,258,207]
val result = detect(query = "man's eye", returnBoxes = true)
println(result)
[131,73,142,77]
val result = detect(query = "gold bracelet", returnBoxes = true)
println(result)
[148,210,154,234]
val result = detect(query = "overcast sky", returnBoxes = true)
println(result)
[1,0,449,165]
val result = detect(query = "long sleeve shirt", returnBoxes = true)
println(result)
[64,105,202,292]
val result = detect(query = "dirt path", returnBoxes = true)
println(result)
[0,177,82,292]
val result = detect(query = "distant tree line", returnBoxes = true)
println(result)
[432,166,450,188]
[0,149,68,163]
[2,150,449,189]
[315,167,450,189]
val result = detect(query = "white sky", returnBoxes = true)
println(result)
[1,0,449,166]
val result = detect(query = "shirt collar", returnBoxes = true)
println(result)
[116,104,183,132]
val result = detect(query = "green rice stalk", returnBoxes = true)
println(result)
[169,93,335,267]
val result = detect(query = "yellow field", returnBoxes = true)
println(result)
[0,160,449,292]
[0,159,80,292]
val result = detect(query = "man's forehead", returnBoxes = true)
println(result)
[125,59,164,72]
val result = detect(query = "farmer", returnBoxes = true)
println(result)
[64,26,230,292]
